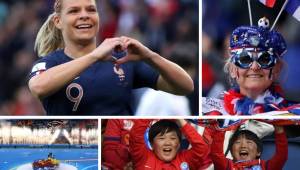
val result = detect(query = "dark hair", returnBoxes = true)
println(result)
[228,130,263,159]
[148,120,182,144]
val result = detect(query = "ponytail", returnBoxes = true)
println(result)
[34,13,64,57]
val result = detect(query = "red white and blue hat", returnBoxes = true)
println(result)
[229,18,287,57]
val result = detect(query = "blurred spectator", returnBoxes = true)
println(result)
[0,119,98,145]
[135,42,197,116]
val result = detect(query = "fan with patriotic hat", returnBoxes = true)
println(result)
[203,0,300,117]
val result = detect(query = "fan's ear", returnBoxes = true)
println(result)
[256,151,261,158]
[272,60,283,79]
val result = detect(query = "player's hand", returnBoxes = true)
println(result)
[124,161,133,170]
[175,119,187,127]
[115,36,155,65]
[274,125,284,134]
[89,37,125,61]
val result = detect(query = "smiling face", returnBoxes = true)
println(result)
[233,61,273,95]
[231,135,261,162]
[152,131,180,162]
[229,50,282,99]
[54,0,99,45]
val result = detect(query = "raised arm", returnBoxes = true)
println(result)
[147,53,194,95]
[103,119,130,169]
[116,36,194,95]
[178,120,209,169]
[28,38,124,99]
[266,126,288,170]
[129,119,152,167]
[210,130,229,170]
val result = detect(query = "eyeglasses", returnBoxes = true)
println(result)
[231,49,278,69]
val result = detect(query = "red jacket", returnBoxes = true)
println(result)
[211,130,288,170]
[102,119,134,170]
[130,120,209,170]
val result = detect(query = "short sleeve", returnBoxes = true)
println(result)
[132,62,159,89]
[28,56,59,80]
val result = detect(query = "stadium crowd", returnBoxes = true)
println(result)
[0,119,98,145]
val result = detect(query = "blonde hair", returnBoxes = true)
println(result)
[34,0,64,57]
[223,57,235,86]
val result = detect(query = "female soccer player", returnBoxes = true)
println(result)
[28,0,193,115]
